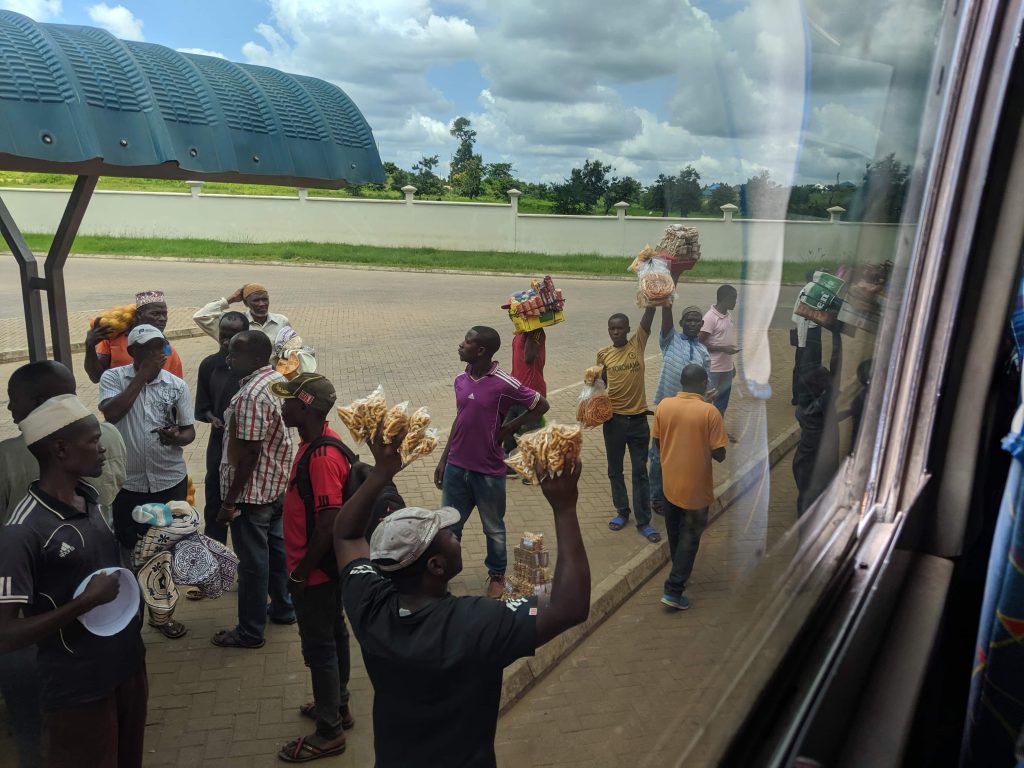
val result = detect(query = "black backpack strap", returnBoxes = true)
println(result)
[294,435,352,544]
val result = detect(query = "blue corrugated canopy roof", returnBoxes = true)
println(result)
[0,10,385,187]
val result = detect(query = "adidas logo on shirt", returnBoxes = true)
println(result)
[58,542,75,558]
[468,393,475,399]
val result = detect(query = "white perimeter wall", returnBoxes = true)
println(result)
[0,188,906,263]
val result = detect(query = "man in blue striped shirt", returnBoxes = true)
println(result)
[650,302,711,513]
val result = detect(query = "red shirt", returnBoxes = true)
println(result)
[511,329,547,396]
[97,334,183,379]
[283,424,350,586]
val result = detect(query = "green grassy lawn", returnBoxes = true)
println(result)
[19,233,830,283]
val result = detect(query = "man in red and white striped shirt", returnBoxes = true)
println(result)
[211,331,295,649]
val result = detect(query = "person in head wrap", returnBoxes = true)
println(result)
[273,325,317,380]
[84,289,184,383]
[0,395,148,768]
[192,282,290,344]
[649,292,712,516]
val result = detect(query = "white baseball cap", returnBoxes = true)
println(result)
[127,323,165,347]
[369,506,461,572]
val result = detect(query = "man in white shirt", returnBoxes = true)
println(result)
[193,283,289,343]
[99,324,196,639]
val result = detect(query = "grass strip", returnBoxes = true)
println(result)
[20,233,835,283]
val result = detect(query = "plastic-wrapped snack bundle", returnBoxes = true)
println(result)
[630,249,676,308]
[505,423,583,482]
[577,377,613,427]
[381,401,410,444]
[89,304,137,336]
[336,384,388,444]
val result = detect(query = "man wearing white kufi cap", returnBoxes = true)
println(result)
[0,394,147,768]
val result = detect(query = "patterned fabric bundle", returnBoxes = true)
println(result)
[171,533,239,599]
[137,551,177,626]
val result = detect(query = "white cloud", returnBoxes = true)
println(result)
[0,0,61,21]
[86,3,144,41]
[234,0,942,187]
[176,47,226,60]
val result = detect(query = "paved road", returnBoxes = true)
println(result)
[0,256,873,766]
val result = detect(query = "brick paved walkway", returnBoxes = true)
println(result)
[0,257,873,766]
[494,453,803,768]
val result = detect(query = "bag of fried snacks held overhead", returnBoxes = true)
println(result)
[504,423,583,483]
[577,378,612,427]
[381,401,410,444]
[336,385,388,444]
[88,304,137,337]
[629,247,675,308]
[400,427,439,466]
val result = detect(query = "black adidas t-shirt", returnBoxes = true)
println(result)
[342,559,537,767]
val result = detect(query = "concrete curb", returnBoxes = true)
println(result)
[499,420,801,713]
[0,326,207,364]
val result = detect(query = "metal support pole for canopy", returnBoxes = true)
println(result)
[0,174,97,367]
[0,191,47,362]
[45,175,97,365]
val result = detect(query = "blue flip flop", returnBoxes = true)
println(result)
[608,515,629,531]
[639,525,662,543]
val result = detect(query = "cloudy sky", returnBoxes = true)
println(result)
[1,0,944,186]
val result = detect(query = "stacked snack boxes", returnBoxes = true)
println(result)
[505,275,566,333]
[796,264,891,336]
[795,271,845,329]
[505,532,552,599]
[656,224,701,274]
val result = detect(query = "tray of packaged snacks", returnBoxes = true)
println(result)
[502,275,565,333]
[655,224,701,274]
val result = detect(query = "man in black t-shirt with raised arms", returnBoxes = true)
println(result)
[0,394,147,768]
[335,429,591,768]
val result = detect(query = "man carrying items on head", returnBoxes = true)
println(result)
[503,329,547,461]
[212,331,295,649]
[194,312,250,546]
[99,324,195,640]
[0,394,148,768]
[338,428,590,768]
[0,362,128,768]
[434,326,550,599]
[272,373,354,762]
[193,283,289,343]
[85,290,184,384]
[597,307,661,543]
[649,300,712,515]
[700,284,740,417]
[652,364,728,611]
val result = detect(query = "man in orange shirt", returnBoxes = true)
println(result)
[84,290,184,383]
[651,363,728,611]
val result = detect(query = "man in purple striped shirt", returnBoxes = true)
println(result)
[212,331,295,649]
[434,326,550,598]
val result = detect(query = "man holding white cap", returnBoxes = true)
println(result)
[335,429,591,768]
[0,394,147,768]
[100,323,195,640]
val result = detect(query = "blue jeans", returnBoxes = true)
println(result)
[709,369,735,415]
[0,646,42,767]
[232,500,293,644]
[649,439,663,510]
[442,464,507,575]
[602,413,652,527]
[294,582,350,738]
[663,501,709,596]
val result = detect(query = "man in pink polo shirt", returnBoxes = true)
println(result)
[700,285,740,416]
[434,326,550,598]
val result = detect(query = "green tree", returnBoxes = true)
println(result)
[706,182,738,212]
[551,174,590,215]
[452,155,484,199]
[449,117,478,181]
[484,162,518,199]
[578,159,611,210]
[603,176,643,213]
[412,155,443,197]
[675,165,702,216]
[741,170,786,215]
[642,173,678,216]
[858,153,910,222]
